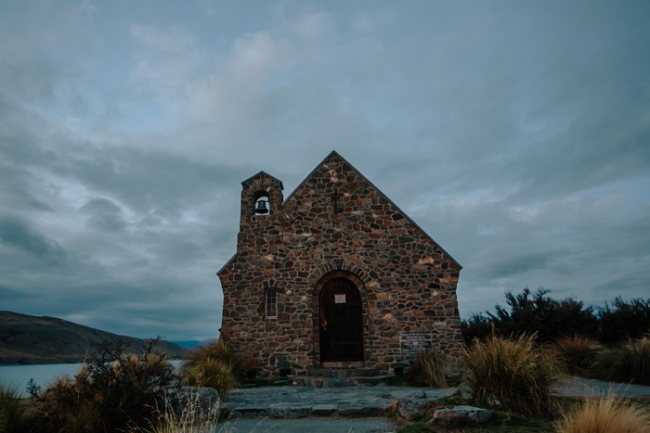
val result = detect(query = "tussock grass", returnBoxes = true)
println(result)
[592,336,650,385]
[407,351,448,388]
[180,339,259,395]
[555,335,601,376]
[556,397,650,433]
[127,391,222,433]
[461,333,559,416]
[0,381,29,433]
[184,358,239,396]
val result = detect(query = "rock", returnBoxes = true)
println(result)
[309,378,324,387]
[273,380,290,385]
[236,405,268,418]
[312,404,337,416]
[166,386,226,422]
[398,397,439,417]
[338,406,364,416]
[435,406,491,423]
[289,405,312,418]
[267,404,290,419]
[267,404,312,419]
[486,393,502,409]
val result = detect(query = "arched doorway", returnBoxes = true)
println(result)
[319,278,364,363]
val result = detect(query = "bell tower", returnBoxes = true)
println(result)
[239,171,284,229]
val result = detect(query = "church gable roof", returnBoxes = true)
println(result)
[218,150,461,276]
[283,150,462,269]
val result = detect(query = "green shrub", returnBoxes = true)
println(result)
[598,297,650,345]
[462,288,600,344]
[461,333,559,416]
[555,335,601,376]
[180,339,259,392]
[592,336,650,385]
[556,396,650,433]
[460,313,494,345]
[407,351,447,388]
[0,381,29,433]
[28,338,176,433]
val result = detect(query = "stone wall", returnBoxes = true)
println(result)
[218,152,463,377]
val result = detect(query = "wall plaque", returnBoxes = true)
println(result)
[334,294,346,303]
[399,331,432,353]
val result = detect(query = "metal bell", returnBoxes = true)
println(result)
[255,200,269,214]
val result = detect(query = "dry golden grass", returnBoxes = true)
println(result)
[461,333,559,416]
[184,358,239,396]
[592,336,650,385]
[555,335,601,376]
[127,390,223,433]
[556,397,650,433]
[0,381,29,433]
[407,351,448,388]
[180,339,259,395]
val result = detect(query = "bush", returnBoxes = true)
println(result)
[0,381,29,433]
[28,338,176,433]
[556,396,650,433]
[461,333,559,416]
[180,339,259,394]
[592,336,650,385]
[598,297,650,345]
[555,335,601,376]
[460,314,494,345]
[462,288,599,345]
[407,351,447,388]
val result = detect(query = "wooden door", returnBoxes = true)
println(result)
[319,278,364,362]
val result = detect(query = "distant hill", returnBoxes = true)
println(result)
[169,340,203,350]
[0,311,188,365]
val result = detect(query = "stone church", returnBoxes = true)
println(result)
[217,151,463,378]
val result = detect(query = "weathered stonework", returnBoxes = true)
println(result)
[217,151,463,377]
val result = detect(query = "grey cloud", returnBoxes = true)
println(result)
[81,198,127,232]
[0,216,65,263]
[591,269,650,297]
[0,0,649,340]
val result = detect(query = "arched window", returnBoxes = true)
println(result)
[265,288,277,319]
[254,191,270,216]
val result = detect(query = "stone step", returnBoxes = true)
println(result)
[288,375,395,387]
[308,368,383,378]
[228,402,392,419]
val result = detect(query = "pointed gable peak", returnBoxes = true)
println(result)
[282,150,462,270]
[241,171,284,190]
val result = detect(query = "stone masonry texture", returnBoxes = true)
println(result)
[217,151,463,377]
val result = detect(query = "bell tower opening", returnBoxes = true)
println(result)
[254,191,270,215]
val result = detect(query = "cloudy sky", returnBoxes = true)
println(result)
[1,1,649,342]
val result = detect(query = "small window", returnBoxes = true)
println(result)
[266,289,277,319]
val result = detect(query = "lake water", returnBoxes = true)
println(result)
[0,360,183,394]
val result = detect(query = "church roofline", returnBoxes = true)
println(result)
[217,254,236,276]
[283,150,462,270]
[241,171,284,190]
[218,150,462,277]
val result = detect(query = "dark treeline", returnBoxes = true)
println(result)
[461,288,650,345]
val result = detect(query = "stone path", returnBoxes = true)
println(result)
[227,385,456,419]
[224,378,650,420]
[212,418,397,433]
[553,377,650,398]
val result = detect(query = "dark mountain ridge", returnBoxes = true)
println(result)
[0,311,187,365]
